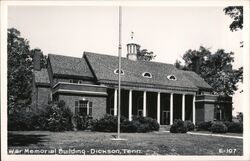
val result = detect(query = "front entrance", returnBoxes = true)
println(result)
[162,110,170,125]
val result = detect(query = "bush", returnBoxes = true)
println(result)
[224,121,243,133]
[47,101,73,132]
[92,115,159,133]
[211,122,228,133]
[132,116,160,132]
[184,120,194,131]
[170,119,187,133]
[196,121,213,131]
[73,115,93,131]
[8,110,37,131]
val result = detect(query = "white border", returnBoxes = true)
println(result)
[1,1,249,161]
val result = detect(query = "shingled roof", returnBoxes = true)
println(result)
[84,52,201,91]
[34,69,50,85]
[182,70,212,90]
[48,54,94,79]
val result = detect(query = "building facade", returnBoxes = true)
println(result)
[32,42,232,125]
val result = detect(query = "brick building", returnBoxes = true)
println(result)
[32,42,232,125]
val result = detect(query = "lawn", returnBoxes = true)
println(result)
[8,131,243,155]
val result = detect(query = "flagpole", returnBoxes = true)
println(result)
[117,6,122,139]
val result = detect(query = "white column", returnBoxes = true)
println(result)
[129,90,132,121]
[114,89,117,116]
[170,93,173,125]
[157,92,161,124]
[193,95,196,125]
[143,91,147,117]
[182,94,185,121]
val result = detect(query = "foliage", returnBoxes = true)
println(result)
[73,115,93,131]
[236,112,243,123]
[176,46,243,96]
[211,122,228,133]
[92,115,159,133]
[184,120,195,131]
[7,28,47,114]
[131,116,160,132]
[170,119,187,133]
[224,121,243,133]
[137,48,156,61]
[196,121,213,131]
[224,6,243,32]
[47,101,73,132]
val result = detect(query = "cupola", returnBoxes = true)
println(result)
[127,32,140,61]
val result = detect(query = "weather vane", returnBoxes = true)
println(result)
[130,31,134,40]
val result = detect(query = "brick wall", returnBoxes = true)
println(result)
[37,87,51,109]
[59,95,106,119]
[204,103,214,122]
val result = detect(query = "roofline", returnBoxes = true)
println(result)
[100,79,198,92]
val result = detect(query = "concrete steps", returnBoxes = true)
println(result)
[159,125,171,131]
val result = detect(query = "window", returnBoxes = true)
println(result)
[114,69,124,75]
[78,80,83,84]
[142,72,152,78]
[69,79,73,83]
[167,75,177,81]
[75,100,93,116]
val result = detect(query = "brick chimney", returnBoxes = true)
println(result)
[192,56,202,74]
[33,49,42,71]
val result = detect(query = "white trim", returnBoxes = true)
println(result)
[157,92,161,124]
[193,95,196,125]
[142,72,152,78]
[53,89,107,96]
[114,69,125,75]
[170,93,173,125]
[182,94,185,121]
[114,89,117,116]
[143,91,147,117]
[52,82,107,89]
[128,89,132,121]
[167,75,177,81]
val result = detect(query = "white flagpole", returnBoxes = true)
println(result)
[117,6,122,139]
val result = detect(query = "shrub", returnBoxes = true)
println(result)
[184,120,195,131]
[92,114,118,132]
[211,122,228,133]
[47,101,73,132]
[73,114,93,131]
[170,119,187,133]
[196,121,213,131]
[224,121,243,133]
[92,115,159,133]
[8,111,37,131]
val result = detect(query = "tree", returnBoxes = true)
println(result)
[224,6,243,32]
[176,46,242,96]
[137,48,156,61]
[8,28,46,113]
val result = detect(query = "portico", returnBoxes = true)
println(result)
[107,88,196,125]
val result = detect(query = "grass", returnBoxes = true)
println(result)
[8,131,243,155]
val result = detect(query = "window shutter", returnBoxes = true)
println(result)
[89,102,93,108]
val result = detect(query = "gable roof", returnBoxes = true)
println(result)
[34,68,50,85]
[182,70,212,90]
[48,54,94,79]
[84,52,199,90]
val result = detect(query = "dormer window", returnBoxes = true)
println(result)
[114,69,124,75]
[142,72,152,78]
[167,75,177,81]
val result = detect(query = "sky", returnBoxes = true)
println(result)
[8,5,243,115]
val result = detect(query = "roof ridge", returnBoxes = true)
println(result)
[84,51,175,66]
[48,53,82,59]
